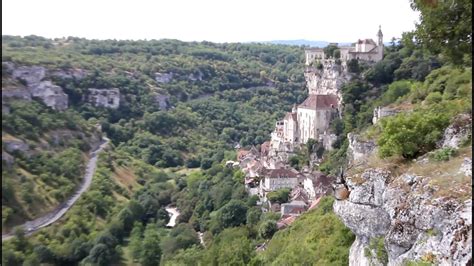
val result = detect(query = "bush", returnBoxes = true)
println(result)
[424,91,443,104]
[430,148,457,161]
[259,220,277,239]
[267,188,290,204]
[378,111,450,159]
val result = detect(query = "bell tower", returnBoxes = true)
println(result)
[377,25,383,46]
[377,25,384,60]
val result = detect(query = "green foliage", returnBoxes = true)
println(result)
[140,223,162,266]
[367,237,388,265]
[259,220,277,239]
[410,0,472,65]
[378,110,450,159]
[323,44,339,58]
[258,197,355,265]
[430,148,457,161]
[381,80,412,105]
[202,227,255,265]
[217,200,248,229]
[266,188,291,204]
[347,59,360,73]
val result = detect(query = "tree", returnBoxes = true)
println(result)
[323,44,338,58]
[140,224,162,266]
[267,188,290,204]
[378,111,449,159]
[246,207,262,227]
[259,220,277,239]
[410,0,472,65]
[129,222,144,261]
[347,59,360,73]
[218,200,248,228]
[84,244,114,266]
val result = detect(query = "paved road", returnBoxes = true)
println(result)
[2,137,109,241]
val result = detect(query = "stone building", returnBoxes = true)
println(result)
[297,94,339,143]
[259,168,300,197]
[372,106,399,124]
[303,171,335,200]
[305,26,384,66]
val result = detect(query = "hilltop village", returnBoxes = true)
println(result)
[234,27,386,229]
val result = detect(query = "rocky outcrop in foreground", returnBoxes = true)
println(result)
[334,167,472,265]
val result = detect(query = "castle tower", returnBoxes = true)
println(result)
[377,25,384,59]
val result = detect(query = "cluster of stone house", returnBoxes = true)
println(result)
[237,145,335,228]
[270,26,385,153]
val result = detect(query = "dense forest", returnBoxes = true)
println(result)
[1,0,472,265]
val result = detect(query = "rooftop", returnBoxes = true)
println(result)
[262,168,299,179]
[298,94,339,110]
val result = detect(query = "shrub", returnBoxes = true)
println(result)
[378,111,450,159]
[424,91,443,104]
[430,148,457,161]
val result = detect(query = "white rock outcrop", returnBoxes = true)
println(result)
[334,168,472,266]
[347,133,377,166]
[87,88,120,109]
[6,63,68,110]
[438,113,472,149]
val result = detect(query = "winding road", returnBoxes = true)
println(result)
[2,137,109,241]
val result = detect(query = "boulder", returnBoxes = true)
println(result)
[152,93,170,110]
[30,81,68,111]
[438,113,472,149]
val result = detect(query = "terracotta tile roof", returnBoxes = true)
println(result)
[260,167,298,178]
[357,39,376,45]
[237,149,250,160]
[277,216,297,229]
[298,94,339,110]
[308,197,322,210]
[310,172,335,187]
[260,141,271,155]
[264,168,299,179]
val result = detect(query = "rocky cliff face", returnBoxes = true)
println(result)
[3,62,69,111]
[438,113,472,149]
[304,60,352,104]
[334,166,472,265]
[87,88,120,109]
[347,133,377,166]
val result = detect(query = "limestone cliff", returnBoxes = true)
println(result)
[334,129,472,265]
[305,59,353,102]
[2,62,69,111]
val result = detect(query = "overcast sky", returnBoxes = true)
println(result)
[2,0,419,43]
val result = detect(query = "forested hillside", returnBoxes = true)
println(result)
[2,37,309,264]
[1,0,471,265]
